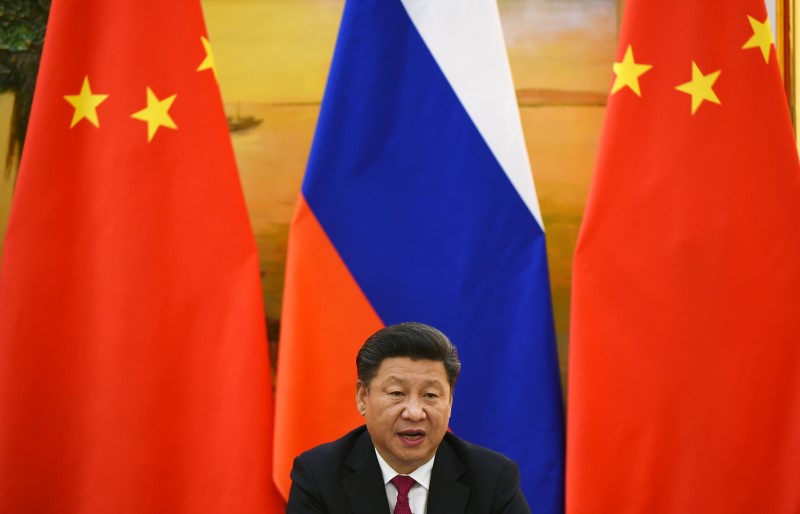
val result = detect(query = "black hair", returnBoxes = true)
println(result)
[356,322,461,392]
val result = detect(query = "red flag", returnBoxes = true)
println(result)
[0,1,283,511]
[568,1,800,512]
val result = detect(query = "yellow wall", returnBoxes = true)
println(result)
[0,94,18,258]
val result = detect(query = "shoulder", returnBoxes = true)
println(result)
[291,425,377,484]
[295,425,370,466]
[436,432,531,513]
[287,426,375,513]
[441,431,516,472]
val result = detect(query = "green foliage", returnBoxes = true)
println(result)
[0,0,50,93]
[0,0,49,51]
[0,0,50,172]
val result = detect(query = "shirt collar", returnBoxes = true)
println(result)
[374,448,435,490]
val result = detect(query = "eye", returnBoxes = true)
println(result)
[388,390,404,397]
[423,392,439,399]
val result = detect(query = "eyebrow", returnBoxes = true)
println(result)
[384,376,446,388]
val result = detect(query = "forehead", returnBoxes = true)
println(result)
[374,357,449,386]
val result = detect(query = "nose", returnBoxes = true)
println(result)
[401,396,426,421]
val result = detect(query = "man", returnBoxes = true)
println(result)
[286,322,531,513]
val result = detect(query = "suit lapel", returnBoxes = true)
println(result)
[427,437,470,514]
[342,430,391,514]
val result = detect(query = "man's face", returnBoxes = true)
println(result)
[356,357,452,474]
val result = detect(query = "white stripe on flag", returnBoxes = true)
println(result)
[400,0,545,229]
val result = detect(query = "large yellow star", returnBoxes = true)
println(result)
[131,87,177,142]
[63,76,109,128]
[197,36,218,81]
[611,45,652,96]
[742,15,774,63]
[675,61,721,115]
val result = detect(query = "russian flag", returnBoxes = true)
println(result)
[274,0,565,511]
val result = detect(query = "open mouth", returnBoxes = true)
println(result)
[398,430,425,441]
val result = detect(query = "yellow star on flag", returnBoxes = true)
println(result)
[675,61,721,115]
[611,45,652,97]
[131,87,178,142]
[63,76,109,128]
[742,15,774,63]
[197,36,218,80]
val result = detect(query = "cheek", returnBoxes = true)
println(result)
[369,401,402,421]
[430,405,451,424]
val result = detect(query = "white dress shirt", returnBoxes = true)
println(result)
[375,448,435,514]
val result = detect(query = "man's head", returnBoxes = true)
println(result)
[356,322,461,391]
[355,322,461,474]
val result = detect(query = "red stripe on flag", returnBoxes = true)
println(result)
[273,195,383,499]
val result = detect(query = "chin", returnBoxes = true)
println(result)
[399,448,431,464]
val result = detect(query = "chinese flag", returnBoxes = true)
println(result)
[568,0,800,512]
[0,0,283,512]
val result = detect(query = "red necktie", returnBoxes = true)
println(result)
[391,475,416,514]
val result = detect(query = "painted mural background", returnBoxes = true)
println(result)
[201,0,617,383]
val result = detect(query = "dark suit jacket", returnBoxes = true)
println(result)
[286,425,531,514]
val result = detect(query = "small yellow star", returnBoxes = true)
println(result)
[197,36,218,81]
[611,45,652,97]
[131,87,177,142]
[63,76,109,128]
[742,15,774,63]
[675,61,721,115]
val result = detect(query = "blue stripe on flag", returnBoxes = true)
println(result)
[303,0,565,510]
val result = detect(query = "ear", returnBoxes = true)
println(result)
[355,380,367,415]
